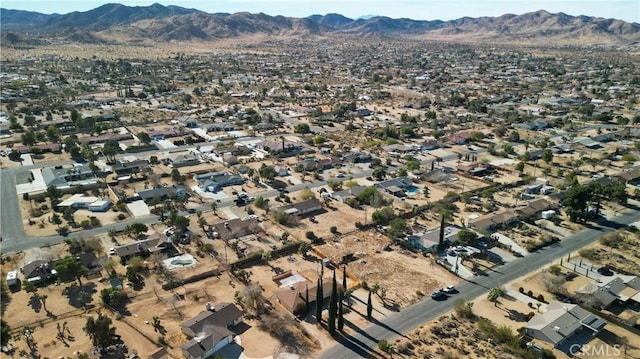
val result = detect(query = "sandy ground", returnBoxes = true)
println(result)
[316,230,459,308]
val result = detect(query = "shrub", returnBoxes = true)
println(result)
[524,312,535,321]
[537,294,545,303]
[548,265,562,275]
[527,290,533,297]
[330,226,338,234]
[518,287,524,293]
[305,231,316,241]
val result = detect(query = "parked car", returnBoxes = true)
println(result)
[431,289,446,300]
[444,286,457,294]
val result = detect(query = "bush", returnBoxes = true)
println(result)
[305,231,316,240]
[527,290,533,297]
[117,213,126,220]
[548,265,562,275]
[330,226,338,234]
[518,287,524,293]
[524,312,535,321]
[537,294,545,303]
[578,248,598,261]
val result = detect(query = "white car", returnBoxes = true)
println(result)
[109,248,116,256]
[444,286,457,294]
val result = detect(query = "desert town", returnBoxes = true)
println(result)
[1,4,640,359]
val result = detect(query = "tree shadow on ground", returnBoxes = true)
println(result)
[28,294,41,312]
[64,282,97,308]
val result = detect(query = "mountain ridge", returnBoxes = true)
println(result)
[1,4,639,45]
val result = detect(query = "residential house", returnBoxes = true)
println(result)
[572,138,603,150]
[135,185,188,203]
[113,235,174,262]
[273,278,336,314]
[513,119,549,131]
[181,303,243,359]
[406,225,463,251]
[342,152,372,163]
[524,301,606,349]
[516,198,559,217]
[58,194,112,212]
[276,199,323,217]
[375,177,413,197]
[331,186,368,203]
[457,162,491,176]
[447,131,471,145]
[177,116,198,128]
[21,260,55,283]
[172,154,201,168]
[14,143,62,154]
[211,217,261,241]
[42,164,98,189]
[576,274,640,309]
[420,139,441,150]
[255,139,306,157]
[195,172,244,193]
[206,122,235,132]
[616,166,640,185]
[111,159,150,176]
[149,128,187,141]
[467,209,519,232]
[78,133,132,145]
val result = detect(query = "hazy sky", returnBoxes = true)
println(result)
[2,0,639,23]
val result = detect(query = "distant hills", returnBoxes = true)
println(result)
[1,3,639,45]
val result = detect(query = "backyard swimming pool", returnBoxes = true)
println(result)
[406,187,420,195]
[163,254,197,269]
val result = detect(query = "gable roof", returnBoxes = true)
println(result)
[273,278,336,313]
[525,301,606,346]
[181,326,233,358]
[210,217,261,240]
[181,303,243,338]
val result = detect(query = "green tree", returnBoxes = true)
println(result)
[327,180,342,191]
[541,149,553,164]
[438,210,453,250]
[258,164,277,181]
[328,271,338,335]
[457,229,478,244]
[337,292,344,332]
[487,286,506,306]
[315,277,323,322]
[387,218,407,239]
[84,312,119,351]
[54,256,89,287]
[100,288,128,311]
[371,207,396,226]
[45,185,63,207]
[46,125,61,142]
[171,168,184,183]
[51,212,63,228]
[138,131,151,144]
[127,222,148,237]
[294,123,311,134]
[298,242,311,257]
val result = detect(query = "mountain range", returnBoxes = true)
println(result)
[1,3,639,45]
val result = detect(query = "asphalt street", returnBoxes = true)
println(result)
[319,207,640,359]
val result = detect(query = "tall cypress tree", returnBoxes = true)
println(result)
[438,213,446,250]
[315,278,323,323]
[305,285,309,313]
[337,292,344,332]
[342,265,347,291]
[366,290,373,320]
[328,271,338,335]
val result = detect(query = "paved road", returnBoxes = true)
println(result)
[319,207,640,359]
[0,159,379,254]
